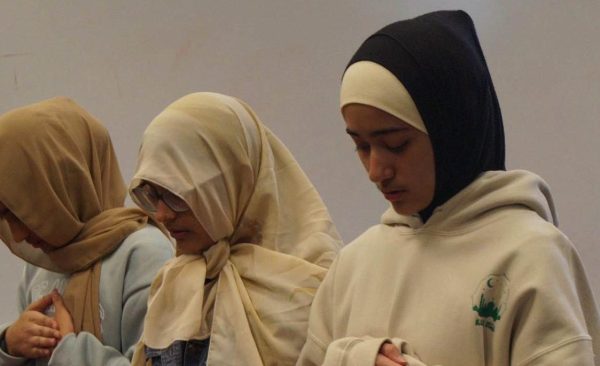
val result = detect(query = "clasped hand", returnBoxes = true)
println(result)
[377,342,408,366]
[5,290,74,359]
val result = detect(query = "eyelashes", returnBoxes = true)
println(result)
[388,141,409,153]
[353,141,410,154]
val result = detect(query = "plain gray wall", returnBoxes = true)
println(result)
[1,1,598,324]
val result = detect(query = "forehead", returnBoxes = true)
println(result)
[343,104,414,136]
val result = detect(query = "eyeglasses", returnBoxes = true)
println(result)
[131,183,190,213]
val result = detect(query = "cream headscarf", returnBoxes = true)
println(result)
[340,61,427,134]
[0,97,150,340]
[130,92,341,365]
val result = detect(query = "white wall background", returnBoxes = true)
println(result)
[1,1,598,324]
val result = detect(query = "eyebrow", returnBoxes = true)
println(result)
[345,126,409,138]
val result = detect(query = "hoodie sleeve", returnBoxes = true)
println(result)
[296,257,433,366]
[296,255,338,366]
[507,233,598,366]
[0,326,30,366]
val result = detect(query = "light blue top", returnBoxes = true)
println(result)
[0,225,173,366]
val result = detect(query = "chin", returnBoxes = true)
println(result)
[392,198,431,217]
[392,203,417,216]
[29,243,54,253]
[176,243,198,255]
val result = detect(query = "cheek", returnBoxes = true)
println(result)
[421,168,436,202]
[185,215,215,250]
[194,226,214,248]
[356,151,370,171]
[405,143,435,203]
[418,148,436,202]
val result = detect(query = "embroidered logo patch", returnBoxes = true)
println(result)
[472,274,509,331]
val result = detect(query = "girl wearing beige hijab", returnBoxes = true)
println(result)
[0,97,173,365]
[129,92,341,366]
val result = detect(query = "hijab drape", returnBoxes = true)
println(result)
[130,92,341,365]
[0,97,149,339]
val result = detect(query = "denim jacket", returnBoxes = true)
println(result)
[145,338,209,366]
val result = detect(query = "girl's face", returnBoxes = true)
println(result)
[343,103,436,216]
[137,183,216,255]
[0,201,54,252]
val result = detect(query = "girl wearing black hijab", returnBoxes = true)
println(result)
[297,10,599,366]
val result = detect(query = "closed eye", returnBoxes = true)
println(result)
[387,140,409,154]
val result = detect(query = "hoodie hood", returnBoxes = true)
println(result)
[382,170,557,231]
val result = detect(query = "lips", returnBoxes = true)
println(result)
[167,228,190,240]
[382,189,407,201]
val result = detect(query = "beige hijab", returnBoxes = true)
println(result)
[0,97,149,340]
[130,92,341,365]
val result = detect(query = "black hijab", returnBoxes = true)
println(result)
[345,10,505,221]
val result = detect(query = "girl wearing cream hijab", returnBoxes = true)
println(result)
[0,97,173,365]
[129,92,341,365]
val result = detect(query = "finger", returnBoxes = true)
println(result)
[33,323,61,340]
[380,343,407,365]
[30,346,52,359]
[26,311,59,330]
[30,335,57,348]
[26,293,54,312]
[51,291,67,310]
[375,354,404,366]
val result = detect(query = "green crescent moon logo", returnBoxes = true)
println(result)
[487,278,494,288]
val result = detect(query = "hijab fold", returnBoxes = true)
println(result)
[130,92,340,365]
[0,97,149,339]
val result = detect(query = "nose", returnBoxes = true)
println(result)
[367,149,394,183]
[154,200,176,223]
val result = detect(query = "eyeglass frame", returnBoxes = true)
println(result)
[131,182,190,213]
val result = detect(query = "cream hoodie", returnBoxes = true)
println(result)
[298,170,599,366]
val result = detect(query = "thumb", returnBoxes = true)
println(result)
[26,293,53,312]
[51,289,74,320]
[51,289,67,310]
